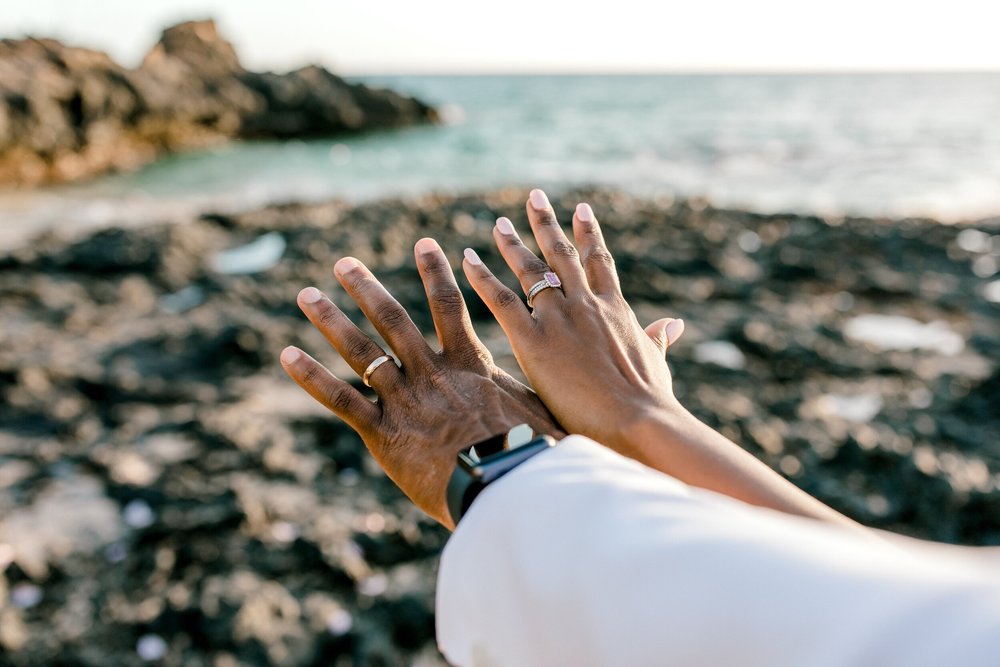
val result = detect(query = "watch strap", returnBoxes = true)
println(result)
[447,434,555,526]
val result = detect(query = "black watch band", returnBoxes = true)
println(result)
[446,426,556,526]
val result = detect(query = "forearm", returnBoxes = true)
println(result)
[618,407,861,530]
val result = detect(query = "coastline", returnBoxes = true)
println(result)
[0,186,998,662]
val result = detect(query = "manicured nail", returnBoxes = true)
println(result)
[495,216,516,235]
[280,346,302,364]
[334,257,361,276]
[576,203,594,222]
[665,319,685,346]
[529,188,550,211]
[299,286,323,304]
[463,248,482,266]
[415,237,439,255]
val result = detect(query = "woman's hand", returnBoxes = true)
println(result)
[460,189,858,529]
[281,237,564,530]
[460,189,685,458]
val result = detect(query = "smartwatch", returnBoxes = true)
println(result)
[446,424,556,526]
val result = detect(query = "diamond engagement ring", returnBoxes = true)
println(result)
[526,272,563,308]
[362,354,394,387]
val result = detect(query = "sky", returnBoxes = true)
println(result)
[2,0,998,75]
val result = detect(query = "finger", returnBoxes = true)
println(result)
[644,318,670,350]
[414,237,483,355]
[334,257,433,368]
[524,188,588,289]
[280,345,380,432]
[644,317,685,354]
[461,248,534,336]
[572,202,620,295]
[297,286,402,390]
[492,216,564,306]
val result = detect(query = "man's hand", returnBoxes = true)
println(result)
[281,237,563,530]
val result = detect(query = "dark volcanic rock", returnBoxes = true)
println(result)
[0,188,997,664]
[0,20,438,186]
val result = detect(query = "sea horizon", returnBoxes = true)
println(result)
[3,71,999,246]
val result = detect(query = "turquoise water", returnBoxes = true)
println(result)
[3,73,1000,243]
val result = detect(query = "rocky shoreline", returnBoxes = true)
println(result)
[0,188,998,664]
[0,20,438,187]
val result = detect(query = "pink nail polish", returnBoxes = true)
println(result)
[529,189,550,211]
[280,346,302,364]
[335,257,361,276]
[496,217,516,235]
[415,237,439,255]
[576,203,594,222]
[665,319,685,346]
[463,248,483,265]
[299,286,323,304]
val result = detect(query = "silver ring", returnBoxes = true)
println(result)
[362,354,394,387]
[526,271,563,308]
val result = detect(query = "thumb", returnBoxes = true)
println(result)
[644,317,685,352]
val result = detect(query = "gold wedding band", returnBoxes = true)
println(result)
[362,354,394,387]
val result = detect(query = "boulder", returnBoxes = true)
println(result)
[0,20,438,186]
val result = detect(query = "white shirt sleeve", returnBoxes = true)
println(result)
[436,435,1000,667]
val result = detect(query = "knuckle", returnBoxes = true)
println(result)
[493,287,521,310]
[430,286,465,317]
[316,304,342,329]
[550,240,578,259]
[301,363,324,388]
[502,234,525,249]
[535,210,559,228]
[345,272,369,292]
[585,246,616,267]
[345,336,376,363]
[372,301,410,332]
[421,254,451,277]
[520,256,551,275]
[322,382,354,413]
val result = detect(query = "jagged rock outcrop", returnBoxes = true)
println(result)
[0,20,438,186]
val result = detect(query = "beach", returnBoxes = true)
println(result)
[2,16,1000,666]
[1,186,998,664]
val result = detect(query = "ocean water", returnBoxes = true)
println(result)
[2,73,1000,244]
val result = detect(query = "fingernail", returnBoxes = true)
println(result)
[495,216,516,235]
[334,257,361,276]
[299,286,323,304]
[529,188,550,211]
[576,203,594,222]
[665,319,685,346]
[280,346,302,364]
[463,248,482,266]
[415,237,439,255]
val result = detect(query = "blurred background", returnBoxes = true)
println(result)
[1,1,998,665]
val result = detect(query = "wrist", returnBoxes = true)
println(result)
[612,403,702,470]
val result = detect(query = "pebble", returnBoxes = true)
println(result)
[11,583,42,609]
[843,314,964,356]
[693,341,747,370]
[136,634,168,662]
[210,232,287,275]
[123,499,156,530]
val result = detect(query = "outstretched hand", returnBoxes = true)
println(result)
[281,237,563,530]
[461,189,685,461]
[459,190,862,530]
